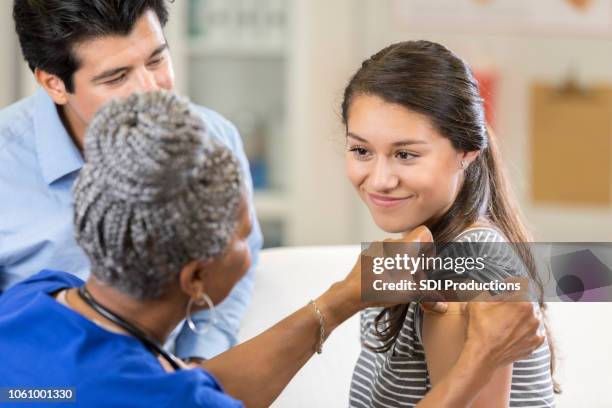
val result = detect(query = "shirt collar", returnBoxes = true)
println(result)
[33,88,84,185]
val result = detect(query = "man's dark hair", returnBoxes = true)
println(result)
[13,0,170,93]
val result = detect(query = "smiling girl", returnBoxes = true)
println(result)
[343,40,558,407]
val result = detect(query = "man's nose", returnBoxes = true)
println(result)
[370,158,399,191]
[134,68,159,92]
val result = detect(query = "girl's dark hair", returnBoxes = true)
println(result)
[341,40,559,393]
[13,0,170,93]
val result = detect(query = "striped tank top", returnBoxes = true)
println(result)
[349,227,556,407]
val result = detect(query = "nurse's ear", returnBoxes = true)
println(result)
[178,258,214,301]
[34,68,70,105]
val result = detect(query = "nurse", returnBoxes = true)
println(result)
[0,91,545,407]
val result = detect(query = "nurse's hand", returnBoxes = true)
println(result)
[462,279,545,368]
[338,225,434,312]
[420,300,449,313]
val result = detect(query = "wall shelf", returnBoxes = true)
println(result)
[187,40,285,58]
[167,0,358,247]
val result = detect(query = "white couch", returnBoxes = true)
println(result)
[239,246,612,407]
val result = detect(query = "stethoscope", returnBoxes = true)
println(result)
[77,286,183,371]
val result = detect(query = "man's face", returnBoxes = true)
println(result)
[64,10,174,132]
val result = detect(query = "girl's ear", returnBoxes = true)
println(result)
[461,150,481,167]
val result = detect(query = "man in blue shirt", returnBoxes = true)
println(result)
[0,0,263,361]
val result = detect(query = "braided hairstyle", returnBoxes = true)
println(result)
[73,91,243,300]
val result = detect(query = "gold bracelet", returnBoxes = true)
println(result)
[309,300,325,354]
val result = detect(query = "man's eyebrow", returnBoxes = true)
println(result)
[91,43,168,83]
[149,43,168,59]
[347,132,426,146]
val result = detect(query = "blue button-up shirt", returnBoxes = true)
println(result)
[0,88,263,359]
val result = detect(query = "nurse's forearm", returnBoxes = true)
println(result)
[201,281,359,408]
[416,340,495,408]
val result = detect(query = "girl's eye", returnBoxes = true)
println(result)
[396,150,417,160]
[348,146,372,159]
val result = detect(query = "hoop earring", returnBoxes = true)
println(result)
[460,159,466,170]
[186,293,217,336]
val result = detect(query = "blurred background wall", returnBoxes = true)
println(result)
[2,0,611,247]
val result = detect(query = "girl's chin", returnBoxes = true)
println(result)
[372,217,421,234]
[370,210,433,235]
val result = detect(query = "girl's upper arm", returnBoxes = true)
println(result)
[421,302,513,408]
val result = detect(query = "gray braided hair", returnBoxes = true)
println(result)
[73,91,243,300]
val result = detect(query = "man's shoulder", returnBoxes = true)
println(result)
[190,103,232,127]
[0,95,42,187]
[190,103,242,150]
[0,93,37,151]
[0,95,46,213]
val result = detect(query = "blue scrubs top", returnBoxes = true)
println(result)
[0,270,243,408]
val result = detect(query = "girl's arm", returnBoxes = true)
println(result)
[421,302,513,408]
